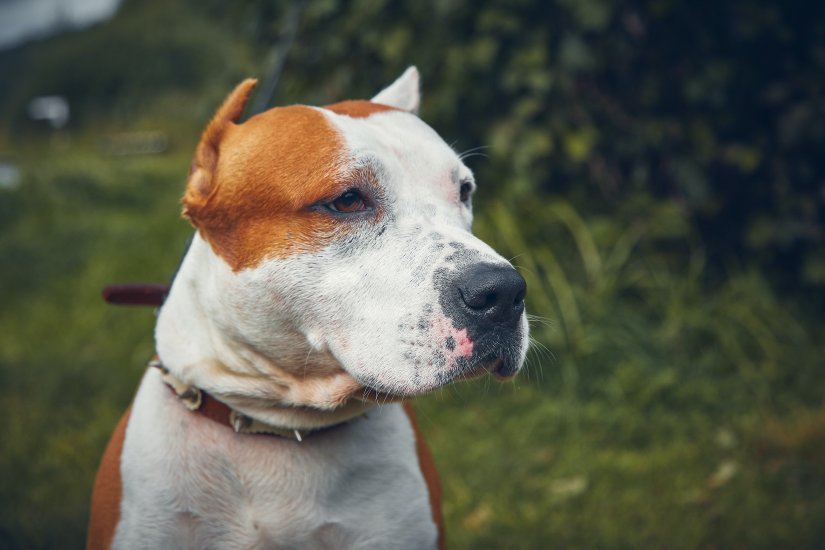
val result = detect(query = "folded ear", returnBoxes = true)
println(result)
[371,66,420,114]
[183,79,257,220]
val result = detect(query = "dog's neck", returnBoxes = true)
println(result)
[155,235,374,430]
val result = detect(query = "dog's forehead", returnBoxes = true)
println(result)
[320,104,464,185]
[218,104,344,207]
[217,101,458,202]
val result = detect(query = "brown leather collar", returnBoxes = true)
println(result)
[149,358,347,441]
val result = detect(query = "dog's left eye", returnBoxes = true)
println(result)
[327,189,369,213]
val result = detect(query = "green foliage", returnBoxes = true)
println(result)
[0,149,192,547]
[1,0,824,547]
[0,0,256,132]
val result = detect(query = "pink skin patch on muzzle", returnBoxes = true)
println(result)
[432,314,474,366]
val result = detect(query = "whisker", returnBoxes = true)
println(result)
[529,336,554,356]
[511,264,542,278]
[457,145,490,162]
[527,314,554,328]
[457,145,490,160]
[458,151,489,162]
[302,347,313,379]
[528,338,556,372]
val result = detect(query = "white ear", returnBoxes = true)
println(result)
[371,66,420,114]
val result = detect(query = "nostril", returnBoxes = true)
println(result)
[459,287,498,311]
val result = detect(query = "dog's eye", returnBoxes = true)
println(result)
[459,180,473,204]
[327,189,369,213]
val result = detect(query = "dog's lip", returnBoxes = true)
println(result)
[352,356,515,402]
[485,357,518,381]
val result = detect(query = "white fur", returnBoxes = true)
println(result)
[114,369,436,549]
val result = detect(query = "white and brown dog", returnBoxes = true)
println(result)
[88,67,528,549]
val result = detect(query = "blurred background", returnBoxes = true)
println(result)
[1,0,824,547]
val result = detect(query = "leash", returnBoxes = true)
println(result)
[102,284,170,306]
[101,235,191,307]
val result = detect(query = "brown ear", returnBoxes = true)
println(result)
[182,79,258,221]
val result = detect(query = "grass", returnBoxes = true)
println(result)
[1,132,824,548]
[0,140,192,547]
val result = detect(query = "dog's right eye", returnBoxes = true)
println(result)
[326,189,369,214]
[459,180,474,204]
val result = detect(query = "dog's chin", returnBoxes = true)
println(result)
[351,355,522,403]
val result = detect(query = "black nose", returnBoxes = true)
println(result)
[457,263,526,325]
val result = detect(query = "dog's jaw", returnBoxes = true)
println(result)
[155,235,375,430]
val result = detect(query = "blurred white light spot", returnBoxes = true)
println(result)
[0,0,122,51]
[28,95,70,128]
[0,163,22,191]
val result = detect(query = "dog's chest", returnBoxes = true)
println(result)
[113,371,437,549]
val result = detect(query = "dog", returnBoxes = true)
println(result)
[87,67,528,549]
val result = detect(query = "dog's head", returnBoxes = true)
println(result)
[175,68,528,405]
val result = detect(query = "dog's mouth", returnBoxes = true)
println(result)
[458,355,519,382]
[485,356,519,380]
[351,355,518,403]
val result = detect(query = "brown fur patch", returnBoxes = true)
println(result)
[87,407,131,550]
[403,402,445,549]
[183,103,354,271]
[325,100,399,118]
